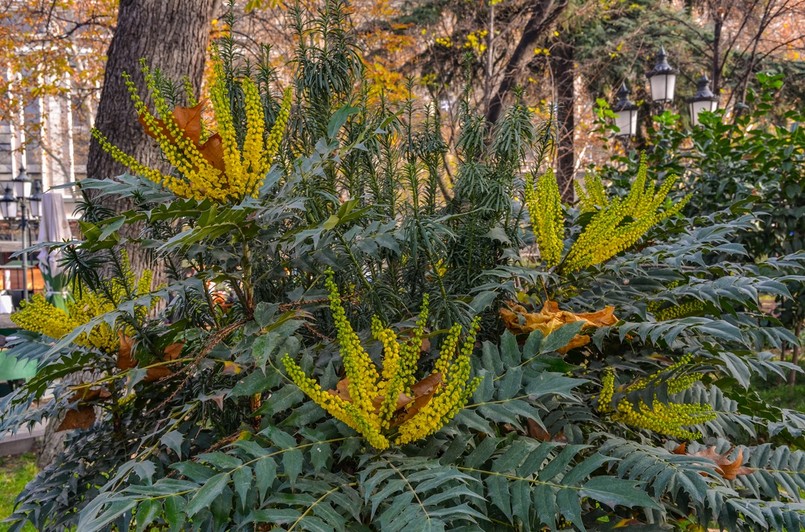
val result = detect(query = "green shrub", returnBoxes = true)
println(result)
[1,3,803,531]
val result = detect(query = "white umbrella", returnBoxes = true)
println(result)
[37,192,73,309]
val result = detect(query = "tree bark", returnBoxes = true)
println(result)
[552,37,574,202]
[38,0,219,470]
[485,0,569,124]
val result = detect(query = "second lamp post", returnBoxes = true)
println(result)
[1,167,43,301]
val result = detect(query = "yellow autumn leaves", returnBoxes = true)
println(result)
[93,61,292,203]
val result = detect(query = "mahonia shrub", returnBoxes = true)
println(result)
[1,3,804,532]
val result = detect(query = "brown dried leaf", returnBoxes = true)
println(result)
[390,373,443,427]
[410,372,442,397]
[57,406,95,431]
[527,418,551,441]
[70,387,111,403]
[680,445,753,480]
[198,133,226,172]
[327,378,352,402]
[163,342,184,361]
[117,333,136,370]
[144,366,173,382]
[420,337,431,353]
[171,102,204,144]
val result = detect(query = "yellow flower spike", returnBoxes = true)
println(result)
[210,64,244,195]
[252,87,292,196]
[524,169,564,267]
[283,279,478,449]
[241,77,266,196]
[560,156,687,273]
[395,317,480,445]
[599,357,716,439]
[96,59,292,203]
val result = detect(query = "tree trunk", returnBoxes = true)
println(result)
[38,0,219,470]
[552,37,574,202]
[485,0,569,124]
[711,12,723,94]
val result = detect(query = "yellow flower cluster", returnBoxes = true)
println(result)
[11,253,155,354]
[395,319,480,445]
[526,157,688,272]
[13,289,119,352]
[93,61,292,203]
[598,355,715,440]
[564,156,688,272]
[12,295,81,341]
[650,299,707,321]
[283,272,480,449]
[574,173,608,214]
[524,169,565,266]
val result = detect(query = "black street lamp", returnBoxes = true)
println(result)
[612,82,639,137]
[0,167,43,302]
[647,46,677,103]
[688,75,719,126]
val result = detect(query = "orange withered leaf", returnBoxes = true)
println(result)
[57,405,96,432]
[138,102,226,173]
[390,373,442,427]
[527,418,551,441]
[410,372,442,398]
[144,366,173,382]
[171,102,204,144]
[500,300,617,354]
[198,133,226,172]
[117,333,136,370]
[674,444,752,480]
[328,377,352,402]
[139,102,204,145]
[163,342,184,361]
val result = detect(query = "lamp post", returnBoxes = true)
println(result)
[612,82,639,137]
[0,167,43,302]
[688,75,719,126]
[646,46,677,104]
